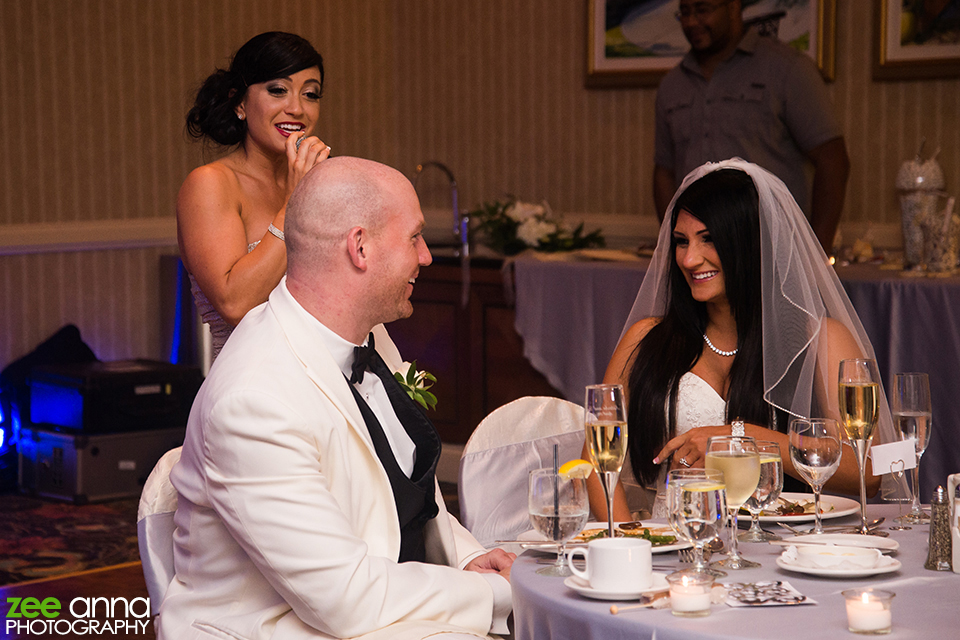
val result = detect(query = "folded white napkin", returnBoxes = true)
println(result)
[782,544,883,570]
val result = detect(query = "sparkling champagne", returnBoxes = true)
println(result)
[742,454,783,512]
[705,451,761,508]
[586,421,627,474]
[839,382,879,440]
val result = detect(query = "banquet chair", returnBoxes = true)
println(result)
[137,446,182,616]
[458,396,585,549]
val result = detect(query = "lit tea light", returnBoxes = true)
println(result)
[842,588,894,635]
[666,573,713,617]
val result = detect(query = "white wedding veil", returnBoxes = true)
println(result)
[622,158,904,499]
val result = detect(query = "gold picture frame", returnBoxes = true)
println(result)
[586,0,837,89]
[874,0,960,80]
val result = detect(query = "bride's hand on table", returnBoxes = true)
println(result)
[653,425,736,469]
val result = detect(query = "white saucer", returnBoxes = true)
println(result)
[775,556,901,578]
[776,534,899,553]
[563,572,669,601]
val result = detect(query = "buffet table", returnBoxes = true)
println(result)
[511,505,957,640]
[511,254,960,498]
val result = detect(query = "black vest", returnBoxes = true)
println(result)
[348,353,440,563]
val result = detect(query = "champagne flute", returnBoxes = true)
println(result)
[666,468,728,578]
[738,441,784,543]
[788,418,842,535]
[705,435,760,569]
[584,384,628,540]
[892,372,932,524]
[528,468,589,576]
[838,358,883,536]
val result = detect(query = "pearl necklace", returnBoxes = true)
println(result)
[703,333,738,357]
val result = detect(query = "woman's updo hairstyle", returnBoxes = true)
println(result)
[186,31,324,146]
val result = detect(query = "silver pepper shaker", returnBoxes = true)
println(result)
[924,485,952,571]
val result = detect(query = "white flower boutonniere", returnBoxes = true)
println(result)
[394,361,438,411]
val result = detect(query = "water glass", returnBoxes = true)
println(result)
[528,468,589,576]
[739,440,783,542]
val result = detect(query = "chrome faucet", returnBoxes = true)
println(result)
[413,160,470,307]
[413,161,469,259]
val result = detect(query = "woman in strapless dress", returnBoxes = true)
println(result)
[587,159,899,521]
[178,32,331,361]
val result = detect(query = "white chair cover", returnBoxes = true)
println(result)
[458,397,584,549]
[136,446,182,616]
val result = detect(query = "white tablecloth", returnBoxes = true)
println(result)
[512,504,958,640]
[511,255,960,499]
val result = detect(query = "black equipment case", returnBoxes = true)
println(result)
[18,425,186,503]
[28,359,203,434]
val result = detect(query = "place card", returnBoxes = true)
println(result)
[870,440,917,477]
[725,581,816,607]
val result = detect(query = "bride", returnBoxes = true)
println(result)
[587,159,899,521]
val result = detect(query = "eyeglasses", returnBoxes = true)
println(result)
[674,0,734,21]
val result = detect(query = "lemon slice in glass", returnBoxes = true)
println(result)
[558,459,594,479]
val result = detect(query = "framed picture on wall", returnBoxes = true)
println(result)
[874,0,960,80]
[586,0,837,88]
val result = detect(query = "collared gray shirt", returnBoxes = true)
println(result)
[654,28,842,216]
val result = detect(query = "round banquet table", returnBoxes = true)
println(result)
[511,504,959,640]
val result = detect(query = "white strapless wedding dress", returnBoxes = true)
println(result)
[648,372,726,518]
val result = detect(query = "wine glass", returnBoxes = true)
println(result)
[838,358,884,536]
[528,468,589,576]
[892,372,932,524]
[739,441,784,543]
[666,468,728,578]
[584,384,628,540]
[788,418,842,535]
[705,435,760,569]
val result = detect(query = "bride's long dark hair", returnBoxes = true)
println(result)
[626,169,770,486]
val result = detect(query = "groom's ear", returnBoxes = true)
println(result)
[346,226,368,270]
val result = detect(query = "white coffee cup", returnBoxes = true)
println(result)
[567,538,652,592]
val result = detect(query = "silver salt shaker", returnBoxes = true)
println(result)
[924,485,952,571]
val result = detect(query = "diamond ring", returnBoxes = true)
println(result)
[679,457,691,467]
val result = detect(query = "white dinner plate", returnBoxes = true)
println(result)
[775,555,901,578]
[564,572,669,601]
[756,493,860,523]
[517,522,692,554]
[775,534,899,553]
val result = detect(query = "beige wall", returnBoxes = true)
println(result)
[1,0,958,366]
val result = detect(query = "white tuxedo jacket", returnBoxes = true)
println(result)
[158,280,497,640]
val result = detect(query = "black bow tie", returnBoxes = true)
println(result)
[350,332,377,384]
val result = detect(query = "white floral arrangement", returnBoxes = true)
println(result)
[468,199,604,256]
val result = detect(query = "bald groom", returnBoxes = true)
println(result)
[159,157,514,640]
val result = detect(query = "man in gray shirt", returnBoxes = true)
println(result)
[654,0,849,251]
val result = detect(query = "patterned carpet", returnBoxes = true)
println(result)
[0,492,140,586]
[0,483,461,587]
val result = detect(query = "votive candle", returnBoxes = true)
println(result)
[842,589,894,635]
[667,573,713,617]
